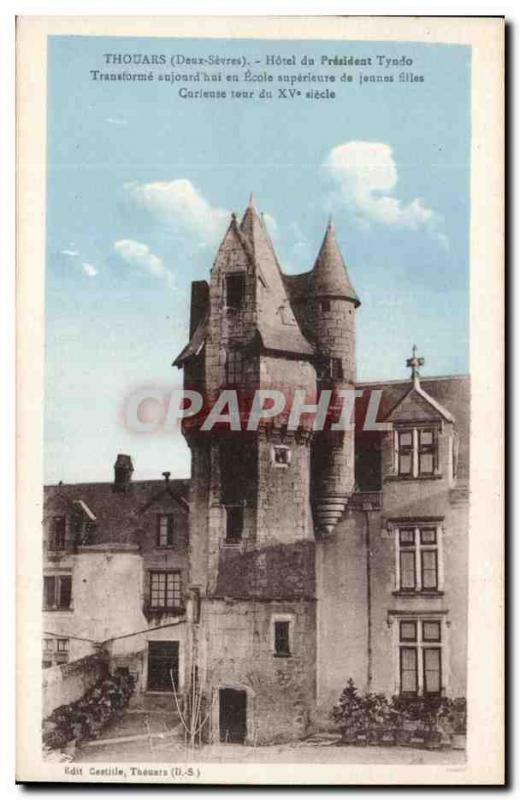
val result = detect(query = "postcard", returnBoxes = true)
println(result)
[16,15,504,784]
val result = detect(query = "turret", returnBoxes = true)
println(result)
[311,220,360,535]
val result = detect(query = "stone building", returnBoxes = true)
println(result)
[43,197,469,745]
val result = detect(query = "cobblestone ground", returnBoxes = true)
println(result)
[74,738,465,765]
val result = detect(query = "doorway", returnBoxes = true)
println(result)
[147,641,179,692]
[219,688,247,743]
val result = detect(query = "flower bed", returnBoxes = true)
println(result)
[332,679,466,750]
[43,670,136,751]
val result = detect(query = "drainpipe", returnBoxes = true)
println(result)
[363,505,373,692]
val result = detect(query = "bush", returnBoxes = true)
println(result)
[332,679,467,747]
[43,670,135,750]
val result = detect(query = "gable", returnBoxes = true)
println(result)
[385,384,454,424]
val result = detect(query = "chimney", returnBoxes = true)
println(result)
[113,454,134,492]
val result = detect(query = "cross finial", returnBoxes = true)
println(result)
[406,344,424,381]
[327,214,334,232]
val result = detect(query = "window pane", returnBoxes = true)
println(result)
[399,529,415,545]
[400,647,417,693]
[420,528,437,545]
[423,648,441,694]
[225,273,245,310]
[400,551,416,590]
[422,621,441,642]
[58,576,71,609]
[420,429,433,446]
[421,550,438,589]
[44,639,54,651]
[57,639,69,652]
[399,454,412,475]
[274,621,290,655]
[399,621,417,641]
[43,576,55,608]
[419,453,434,474]
[226,506,244,543]
[399,431,413,448]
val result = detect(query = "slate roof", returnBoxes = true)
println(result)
[312,222,360,306]
[44,479,189,546]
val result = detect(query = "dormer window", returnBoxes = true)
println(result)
[225,273,245,311]
[395,426,438,478]
[157,513,175,548]
[48,516,66,550]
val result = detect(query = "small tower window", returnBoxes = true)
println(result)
[272,616,293,657]
[329,358,344,382]
[225,505,244,544]
[225,273,246,311]
[226,350,243,385]
[271,445,291,467]
[321,300,331,312]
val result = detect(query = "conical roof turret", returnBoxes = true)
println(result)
[312,220,360,306]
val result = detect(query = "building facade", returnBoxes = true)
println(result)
[43,197,469,745]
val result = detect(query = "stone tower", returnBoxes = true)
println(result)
[310,221,360,534]
[174,197,320,743]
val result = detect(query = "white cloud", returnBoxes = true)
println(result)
[123,179,230,247]
[82,262,98,277]
[106,117,128,126]
[325,141,446,243]
[60,249,79,257]
[113,239,175,288]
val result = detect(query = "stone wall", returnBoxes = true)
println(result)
[42,654,109,717]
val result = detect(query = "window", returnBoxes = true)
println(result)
[226,350,243,385]
[149,571,182,610]
[398,620,442,696]
[330,357,344,382]
[397,526,440,592]
[274,621,291,656]
[225,273,246,311]
[225,505,243,544]
[157,514,175,547]
[272,445,291,467]
[272,616,293,656]
[48,515,66,550]
[321,300,331,312]
[42,636,70,668]
[43,574,72,610]
[395,426,438,478]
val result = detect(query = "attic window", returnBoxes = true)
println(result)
[225,273,245,311]
[395,427,438,478]
[48,515,66,551]
[157,514,175,548]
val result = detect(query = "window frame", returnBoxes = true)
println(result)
[395,524,442,594]
[271,444,291,468]
[394,425,439,479]
[48,515,66,551]
[397,618,443,697]
[226,350,243,385]
[43,573,72,611]
[148,570,183,611]
[42,636,70,668]
[224,272,246,311]
[271,614,294,658]
[224,504,244,545]
[156,513,175,548]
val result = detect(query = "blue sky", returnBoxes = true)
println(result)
[45,36,471,483]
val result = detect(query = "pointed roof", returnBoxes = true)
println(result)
[312,221,360,306]
[237,198,314,357]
